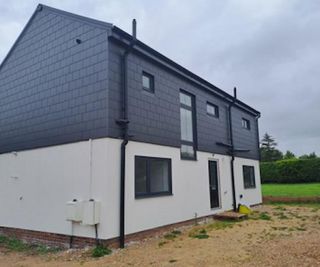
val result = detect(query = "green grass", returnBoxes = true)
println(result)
[259,212,272,220]
[0,235,60,254]
[207,221,236,230]
[262,183,320,197]
[163,230,182,241]
[189,228,209,239]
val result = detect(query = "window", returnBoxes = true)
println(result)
[142,71,154,93]
[243,165,256,189]
[242,118,250,130]
[135,156,172,198]
[207,102,219,118]
[180,91,197,159]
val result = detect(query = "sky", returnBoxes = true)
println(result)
[0,0,319,156]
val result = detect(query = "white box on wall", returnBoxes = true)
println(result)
[82,200,101,225]
[66,200,83,222]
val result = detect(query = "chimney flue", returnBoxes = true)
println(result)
[233,87,237,99]
[132,19,137,40]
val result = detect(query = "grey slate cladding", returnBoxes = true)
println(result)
[0,7,109,153]
[0,5,260,160]
[108,42,260,159]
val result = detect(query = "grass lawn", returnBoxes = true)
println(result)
[262,183,320,197]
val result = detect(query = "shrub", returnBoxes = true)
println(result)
[261,158,320,183]
[91,245,112,257]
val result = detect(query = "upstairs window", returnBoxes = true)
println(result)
[135,156,172,198]
[243,165,256,189]
[207,102,219,118]
[180,90,197,160]
[142,71,154,93]
[242,118,250,130]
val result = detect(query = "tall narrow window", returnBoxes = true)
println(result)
[180,90,196,159]
[243,165,256,189]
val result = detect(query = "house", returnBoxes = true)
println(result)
[0,4,262,248]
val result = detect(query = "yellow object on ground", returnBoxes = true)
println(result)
[238,204,252,215]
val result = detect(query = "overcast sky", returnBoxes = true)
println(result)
[1,0,319,156]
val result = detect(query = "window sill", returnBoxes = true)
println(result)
[142,87,154,94]
[180,155,197,161]
[207,112,219,119]
[181,158,197,161]
[211,206,221,211]
[135,192,173,199]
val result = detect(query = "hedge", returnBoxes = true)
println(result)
[260,158,320,183]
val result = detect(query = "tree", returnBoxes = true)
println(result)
[283,150,295,160]
[299,152,317,160]
[260,133,283,162]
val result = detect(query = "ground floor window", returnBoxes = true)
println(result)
[243,165,256,189]
[135,156,172,198]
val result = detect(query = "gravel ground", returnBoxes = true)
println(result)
[0,205,319,267]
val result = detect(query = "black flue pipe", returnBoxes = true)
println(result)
[228,87,237,212]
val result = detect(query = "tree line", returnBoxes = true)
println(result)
[260,133,317,162]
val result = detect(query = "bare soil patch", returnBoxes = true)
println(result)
[263,196,320,203]
[0,205,319,267]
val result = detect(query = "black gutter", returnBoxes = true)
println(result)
[228,87,237,212]
[116,19,137,249]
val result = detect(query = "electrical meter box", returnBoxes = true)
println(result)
[82,200,101,225]
[66,200,83,222]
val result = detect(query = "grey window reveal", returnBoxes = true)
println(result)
[142,71,154,93]
[242,118,250,130]
[207,102,219,118]
[135,156,172,198]
[179,90,197,160]
[243,165,256,188]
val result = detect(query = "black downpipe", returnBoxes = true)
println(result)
[94,223,100,246]
[255,114,261,161]
[228,87,237,212]
[69,235,73,249]
[118,19,136,249]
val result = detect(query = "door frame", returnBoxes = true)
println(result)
[208,158,222,210]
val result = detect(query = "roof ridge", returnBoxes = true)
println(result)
[39,4,113,29]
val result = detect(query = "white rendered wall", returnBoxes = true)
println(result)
[0,138,262,239]
[123,139,262,235]
[234,157,262,206]
[0,139,120,240]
